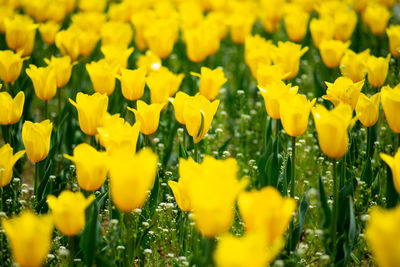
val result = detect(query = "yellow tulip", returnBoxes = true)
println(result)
[271,41,308,79]
[136,50,162,75]
[323,76,364,110]
[283,7,309,42]
[259,0,284,33]
[333,9,357,42]
[355,93,380,127]
[146,67,184,105]
[214,232,284,267]
[38,21,60,46]
[79,0,107,12]
[22,120,52,163]
[279,94,315,137]
[169,91,191,125]
[44,56,75,88]
[191,67,227,101]
[2,211,53,267]
[365,205,400,267]
[109,148,158,213]
[144,18,178,59]
[184,24,219,63]
[259,80,298,119]
[97,114,140,156]
[312,103,354,159]
[117,67,146,101]
[131,10,155,51]
[228,15,255,44]
[367,54,391,88]
[101,45,134,74]
[127,100,163,135]
[47,191,94,236]
[310,17,335,48]
[168,157,199,212]
[256,64,289,88]
[0,50,27,83]
[4,15,37,56]
[26,65,57,101]
[55,28,80,62]
[319,40,350,69]
[381,149,400,194]
[244,35,273,77]
[69,92,108,136]
[238,186,295,245]
[340,49,370,83]
[86,59,118,96]
[63,144,108,191]
[387,25,400,57]
[362,3,390,35]
[381,85,400,133]
[183,94,219,144]
[100,21,133,48]
[75,28,99,57]
[0,6,14,34]
[0,144,25,187]
[0,91,24,125]
[71,12,106,34]
[185,156,247,237]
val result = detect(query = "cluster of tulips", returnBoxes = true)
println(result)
[1,0,400,266]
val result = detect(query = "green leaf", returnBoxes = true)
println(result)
[361,157,372,187]
[291,190,310,251]
[146,171,160,219]
[179,141,189,159]
[385,164,399,208]
[196,111,205,138]
[318,175,331,229]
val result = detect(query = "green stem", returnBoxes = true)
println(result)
[366,126,372,159]
[194,141,199,162]
[291,136,296,198]
[275,119,280,154]
[6,124,11,146]
[58,88,62,115]
[331,158,338,256]
[44,100,48,120]
[69,236,75,267]
[34,162,39,196]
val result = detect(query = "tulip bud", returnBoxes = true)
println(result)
[367,54,390,88]
[0,50,27,83]
[127,100,163,135]
[355,93,380,127]
[191,67,227,101]
[69,92,108,136]
[312,103,354,159]
[0,144,25,188]
[2,211,53,267]
[47,191,94,236]
[0,91,24,125]
[381,85,400,133]
[117,67,146,101]
[26,65,57,101]
[22,120,52,163]
[64,144,108,191]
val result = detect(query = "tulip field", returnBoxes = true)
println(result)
[2,0,400,266]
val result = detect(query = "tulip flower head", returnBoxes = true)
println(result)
[100,21,133,48]
[109,148,158,213]
[323,76,364,109]
[44,56,75,88]
[340,49,370,83]
[136,50,162,74]
[387,25,400,57]
[362,3,390,35]
[355,93,380,127]
[64,144,108,191]
[191,67,227,101]
[2,211,53,267]
[279,94,316,137]
[271,41,308,79]
[333,9,357,42]
[101,45,134,74]
[183,94,219,143]
[86,59,118,96]
[169,91,191,125]
[259,80,298,119]
[238,186,295,245]
[365,205,400,267]
[0,50,27,83]
[0,144,25,188]
[146,67,184,105]
[283,5,309,42]
[69,92,108,136]
[310,17,335,48]
[127,100,163,135]
[47,191,94,236]
[312,103,354,159]
[381,148,400,195]
[319,40,350,69]
[256,64,289,88]
[39,21,60,45]
[26,65,57,101]
[117,67,146,101]
[0,91,24,125]
[367,54,391,88]
[4,15,38,56]
[22,120,52,163]
[381,85,400,133]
